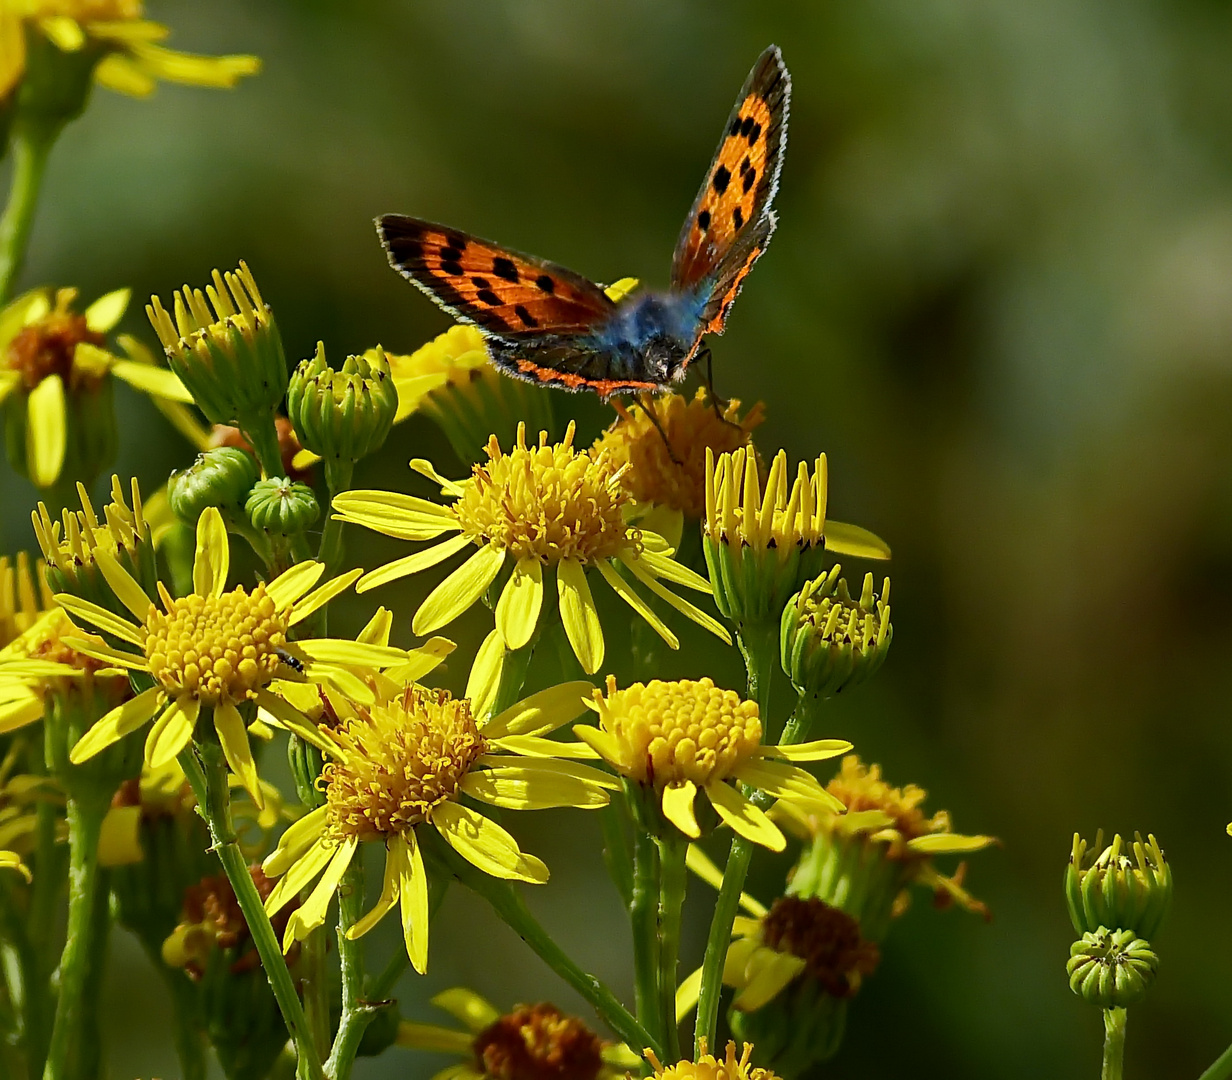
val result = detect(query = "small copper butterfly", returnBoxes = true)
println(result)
[377,46,790,400]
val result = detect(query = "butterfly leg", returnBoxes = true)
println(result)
[700,345,745,432]
[635,393,683,465]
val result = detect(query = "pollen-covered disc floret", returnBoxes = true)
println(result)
[593,390,763,520]
[455,423,633,565]
[323,688,487,841]
[144,584,287,707]
[645,1041,779,1080]
[472,1003,605,1080]
[593,676,760,789]
[759,897,880,999]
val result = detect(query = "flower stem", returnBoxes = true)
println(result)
[694,621,779,1054]
[317,459,354,575]
[41,796,105,1080]
[1198,1039,1232,1080]
[630,820,662,1050]
[0,129,53,305]
[324,861,369,1080]
[0,873,48,1078]
[490,638,536,717]
[656,834,688,1061]
[436,836,663,1061]
[241,413,286,481]
[1102,1007,1127,1080]
[180,742,326,1080]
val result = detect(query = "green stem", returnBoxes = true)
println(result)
[1198,1039,1232,1080]
[181,743,326,1080]
[655,834,687,1061]
[490,638,536,717]
[1102,1007,1127,1080]
[0,877,44,1079]
[0,129,53,305]
[324,861,369,1080]
[41,797,104,1080]
[298,927,331,1063]
[436,836,662,1061]
[318,459,354,575]
[240,414,285,480]
[75,860,112,1080]
[630,820,662,1049]
[152,949,206,1080]
[599,796,634,909]
[694,622,779,1055]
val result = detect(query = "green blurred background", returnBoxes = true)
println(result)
[8,0,1232,1076]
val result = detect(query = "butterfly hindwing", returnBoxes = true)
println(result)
[377,215,615,339]
[671,45,790,335]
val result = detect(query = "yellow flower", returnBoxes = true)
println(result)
[593,389,763,532]
[0,743,61,875]
[261,677,616,972]
[395,987,642,1080]
[56,505,409,807]
[645,1041,780,1080]
[574,677,850,851]
[0,0,260,102]
[0,849,31,880]
[0,551,55,647]
[333,421,729,674]
[778,756,997,937]
[0,287,191,487]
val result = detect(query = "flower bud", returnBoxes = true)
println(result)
[1065,832,1171,940]
[246,477,320,537]
[168,447,260,524]
[782,568,891,699]
[286,343,397,466]
[146,262,287,428]
[1067,928,1158,1008]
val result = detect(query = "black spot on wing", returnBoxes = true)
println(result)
[729,117,742,136]
[440,246,464,264]
[441,260,463,277]
[471,276,490,288]
[746,120,762,144]
[535,274,555,294]
[712,165,731,194]
[732,206,744,230]
[493,257,519,282]
[742,168,756,194]
[476,289,502,306]
[444,231,468,252]
[513,304,539,327]
[697,209,711,231]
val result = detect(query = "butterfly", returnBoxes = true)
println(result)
[376,45,789,400]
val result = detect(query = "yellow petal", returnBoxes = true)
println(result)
[97,805,143,867]
[264,836,334,919]
[412,545,506,636]
[254,690,340,758]
[89,549,153,623]
[128,42,261,89]
[356,533,473,593]
[0,851,31,883]
[556,558,603,674]
[622,556,730,645]
[0,697,46,735]
[675,966,703,1024]
[596,561,678,649]
[54,594,144,646]
[755,739,853,762]
[487,734,600,760]
[573,725,624,769]
[731,758,830,806]
[485,681,595,739]
[395,1023,475,1056]
[289,568,362,625]
[193,507,229,598]
[84,288,130,332]
[430,988,500,1034]
[431,801,548,884]
[409,458,466,496]
[59,635,146,670]
[70,686,161,763]
[93,52,156,96]
[283,837,358,950]
[27,375,66,488]
[705,781,785,851]
[908,833,998,855]
[460,762,612,811]
[266,561,326,610]
[685,844,767,918]
[357,607,393,646]
[262,804,329,878]
[214,701,263,810]
[823,520,892,561]
[383,636,457,685]
[294,639,407,667]
[399,830,431,973]
[145,696,200,768]
[0,372,21,407]
[732,949,806,1011]
[661,780,700,838]
[465,629,505,723]
[38,15,84,50]
[347,835,405,940]
[495,556,543,650]
[110,360,193,402]
[636,548,713,593]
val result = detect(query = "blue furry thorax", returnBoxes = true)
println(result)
[591,288,708,352]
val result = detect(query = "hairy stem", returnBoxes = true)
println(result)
[656,834,688,1060]
[0,129,53,305]
[1102,1008,1127,1080]
[317,459,354,575]
[324,861,369,1080]
[630,822,662,1050]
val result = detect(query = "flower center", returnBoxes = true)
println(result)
[143,584,286,706]
[760,897,880,998]
[594,391,763,519]
[649,1041,778,1080]
[452,423,633,565]
[600,677,761,788]
[323,687,487,841]
[825,756,941,843]
[5,311,104,392]
[471,1004,605,1080]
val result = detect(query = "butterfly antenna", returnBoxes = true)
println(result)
[701,345,744,432]
[635,393,682,466]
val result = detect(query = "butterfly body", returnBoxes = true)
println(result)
[379,46,790,399]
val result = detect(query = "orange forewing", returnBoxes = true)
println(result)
[378,216,614,338]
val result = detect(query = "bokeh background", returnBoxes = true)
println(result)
[7,1,1232,1076]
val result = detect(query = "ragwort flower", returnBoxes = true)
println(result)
[262,677,615,972]
[0,286,191,488]
[395,987,641,1080]
[0,1,260,103]
[574,676,849,851]
[58,506,405,806]
[333,421,729,674]
[645,1041,780,1080]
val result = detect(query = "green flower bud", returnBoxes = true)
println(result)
[146,263,287,429]
[1067,928,1158,1008]
[168,448,260,524]
[782,568,891,699]
[286,343,397,465]
[246,477,319,536]
[1065,832,1172,940]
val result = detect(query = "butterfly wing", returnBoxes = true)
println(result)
[670,45,790,337]
[376,214,616,339]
